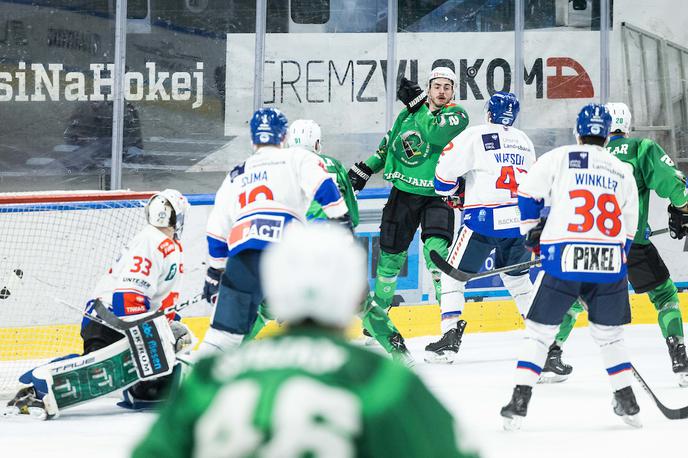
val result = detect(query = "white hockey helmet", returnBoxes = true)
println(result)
[261,223,367,329]
[145,189,190,238]
[287,119,322,154]
[606,102,632,134]
[428,66,457,87]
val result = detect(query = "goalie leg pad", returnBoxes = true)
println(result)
[124,314,176,381]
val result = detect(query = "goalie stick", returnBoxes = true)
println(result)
[631,365,688,420]
[429,250,540,282]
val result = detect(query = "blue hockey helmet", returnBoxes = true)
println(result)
[487,92,520,126]
[575,103,611,138]
[250,107,289,145]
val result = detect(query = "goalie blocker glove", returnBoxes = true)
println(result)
[202,266,222,305]
[667,204,688,240]
[348,161,373,192]
[397,77,426,114]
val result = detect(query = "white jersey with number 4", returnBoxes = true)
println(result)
[206,145,347,268]
[518,144,638,283]
[91,225,184,318]
[435,123,536,237]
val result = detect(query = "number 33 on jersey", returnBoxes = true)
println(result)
[518,144,639,282]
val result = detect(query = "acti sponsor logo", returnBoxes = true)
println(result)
[0,62,204,108]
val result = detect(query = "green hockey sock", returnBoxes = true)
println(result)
[554,300,585,345]
[360,297,401,354]
[423,236,449,301]
[374,250,407,308]
[244,302,270,342]
[648,279,683,339]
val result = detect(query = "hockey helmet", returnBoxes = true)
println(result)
[487,92,520,126]
[145,189,190,238]
[428,66,457,87]
[576,103,611,139]
[261,223,367,328]
[250,107,289,146]
[287,119,322,154]
[606,102,632,134]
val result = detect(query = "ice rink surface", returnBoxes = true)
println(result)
[1,324,686,458]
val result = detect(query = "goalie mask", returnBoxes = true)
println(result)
[287,119,322,154]
[261,224,367,328]
[145,189,190,238]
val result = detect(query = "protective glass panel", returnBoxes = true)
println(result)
[241,0,388,188]
[120,0,260,193]
[521,0,604,156]
[0,1,116,192]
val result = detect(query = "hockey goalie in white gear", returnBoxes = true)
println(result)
[4,189,195,419]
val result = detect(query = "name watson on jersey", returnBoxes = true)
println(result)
[0,62,204,109]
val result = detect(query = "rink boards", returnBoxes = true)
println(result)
[2,292,687,361]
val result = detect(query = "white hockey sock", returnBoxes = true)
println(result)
[439,272,465,334]
[500,272,534,318]
[590,322,632,391]
[514,320,558,386]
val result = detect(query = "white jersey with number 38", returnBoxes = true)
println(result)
[518,144,638,282]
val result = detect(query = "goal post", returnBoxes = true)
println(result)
[0,191,156,398]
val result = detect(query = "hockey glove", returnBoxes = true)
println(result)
[348,161,373,192]
[203,266,223,305]
[397,77,426,113]
[668,204,688,240]
[443,177,466,209]
[169,320,195,354]
[525,218,547,256]
[330,213,354,233]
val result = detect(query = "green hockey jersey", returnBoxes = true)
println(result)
[307,153,360,227]
[364,103,469,197]
[607,136,688,244]
[133,328,479,458]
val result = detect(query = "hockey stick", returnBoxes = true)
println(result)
[631,365,688,420]
[429,250,541,282]
[650,228,669,237]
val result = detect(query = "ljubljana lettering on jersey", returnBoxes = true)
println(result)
[435,123,536,238]
[517,144,638,283]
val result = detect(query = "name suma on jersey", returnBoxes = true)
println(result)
[241,171,268,187]
[574,173,618,192]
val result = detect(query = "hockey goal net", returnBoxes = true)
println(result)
[0,191,155,398]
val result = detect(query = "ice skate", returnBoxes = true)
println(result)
[389,332,415,367]
[538,343,573,384]
[666,336,688,387]
[424,320,466,364]
[361,328,380,347]
[612,386,642,428]
[500,385,532,431]
[3,386,48,420]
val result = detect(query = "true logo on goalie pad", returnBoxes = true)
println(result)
[561,244,621,273]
